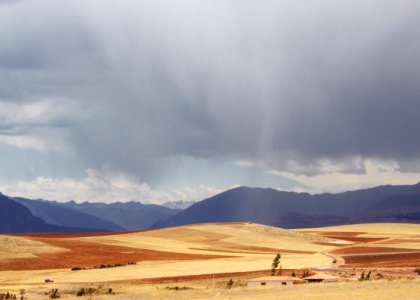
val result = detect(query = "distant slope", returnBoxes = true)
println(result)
[14,197,124,232]
[58,201,179,230]
[0,193,100,234]
[153,183,420,228]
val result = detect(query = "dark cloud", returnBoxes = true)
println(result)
[1,0,420,180]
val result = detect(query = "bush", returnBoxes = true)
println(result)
[301,270,310,278]
[227,279,234,289]
[414,268,420,275]
[0,292,17,300]
[165,286,193,291]
[49,289,60,299]
[76,288,96,297]
[359,270,371,281]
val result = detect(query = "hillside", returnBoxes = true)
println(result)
[153,184,420,228]
[14,197,124,232]
[1,222,420,287]
[57,201,179,230]
[0,194,99,234]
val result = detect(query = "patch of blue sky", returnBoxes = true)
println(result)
[0,142,85,184]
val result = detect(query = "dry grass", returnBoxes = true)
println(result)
[2,278,420,300]
[0,236,65,260]
[1,221,420,299]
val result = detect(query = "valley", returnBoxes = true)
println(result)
[0,222,419,299]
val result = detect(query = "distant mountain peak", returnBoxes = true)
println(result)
[162,200,196,210]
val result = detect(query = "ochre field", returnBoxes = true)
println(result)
[0,222,419,299]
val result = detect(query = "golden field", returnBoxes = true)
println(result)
[1,222,420,299]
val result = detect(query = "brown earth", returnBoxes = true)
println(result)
[381,238,420,244]
[332,246,420,255]
[343,252,420,267]
[0,237,231,271]
[310,231,366,236]
[323,236,387,242]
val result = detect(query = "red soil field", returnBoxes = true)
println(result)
[0,237,232,271]
[332,246,420,255]
[323,235,386,243]
[313,242,349,246]
[343,252,420,268]
[312,231,365,237]
[382,239,420,244]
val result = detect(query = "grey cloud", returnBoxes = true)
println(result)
[1,0,420,179]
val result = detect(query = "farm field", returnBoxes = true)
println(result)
[1,222,420,299]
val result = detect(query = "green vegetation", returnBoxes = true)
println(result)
[271,253,281,275]
[359,270,372,281]
[301,270,310,278]
[76,288,96,297]
[227,279,234,289]
[165,286,193,291]
[0,292,17,300]
[49,289,60,299]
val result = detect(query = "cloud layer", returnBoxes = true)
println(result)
[1,0,420,199]
[1,168,220,204]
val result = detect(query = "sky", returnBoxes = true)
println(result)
[1,0,420,204]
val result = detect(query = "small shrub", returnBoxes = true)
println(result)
[0,292,17,300]
[165,286,192,291]
[76,287,96,297]
[227,279,234,289]
[2,292,17,300]
[301,270,310,278]
[414,268,420,275]
[71,267,82,271]
[76,288,85,297]
[107,288,113,294]
[49,289,60,299]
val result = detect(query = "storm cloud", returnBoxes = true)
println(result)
[1,0,420,188]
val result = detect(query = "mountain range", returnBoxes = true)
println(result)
[1,196,179,233]
[153,183,420,228]
[1,183,420,234]
[0,193,102,233]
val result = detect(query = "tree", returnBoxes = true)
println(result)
[227,279,234,289]
[291,271,296,277]
[301,270,310,278]
[359,271,365,281]
[271,253,281,275]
